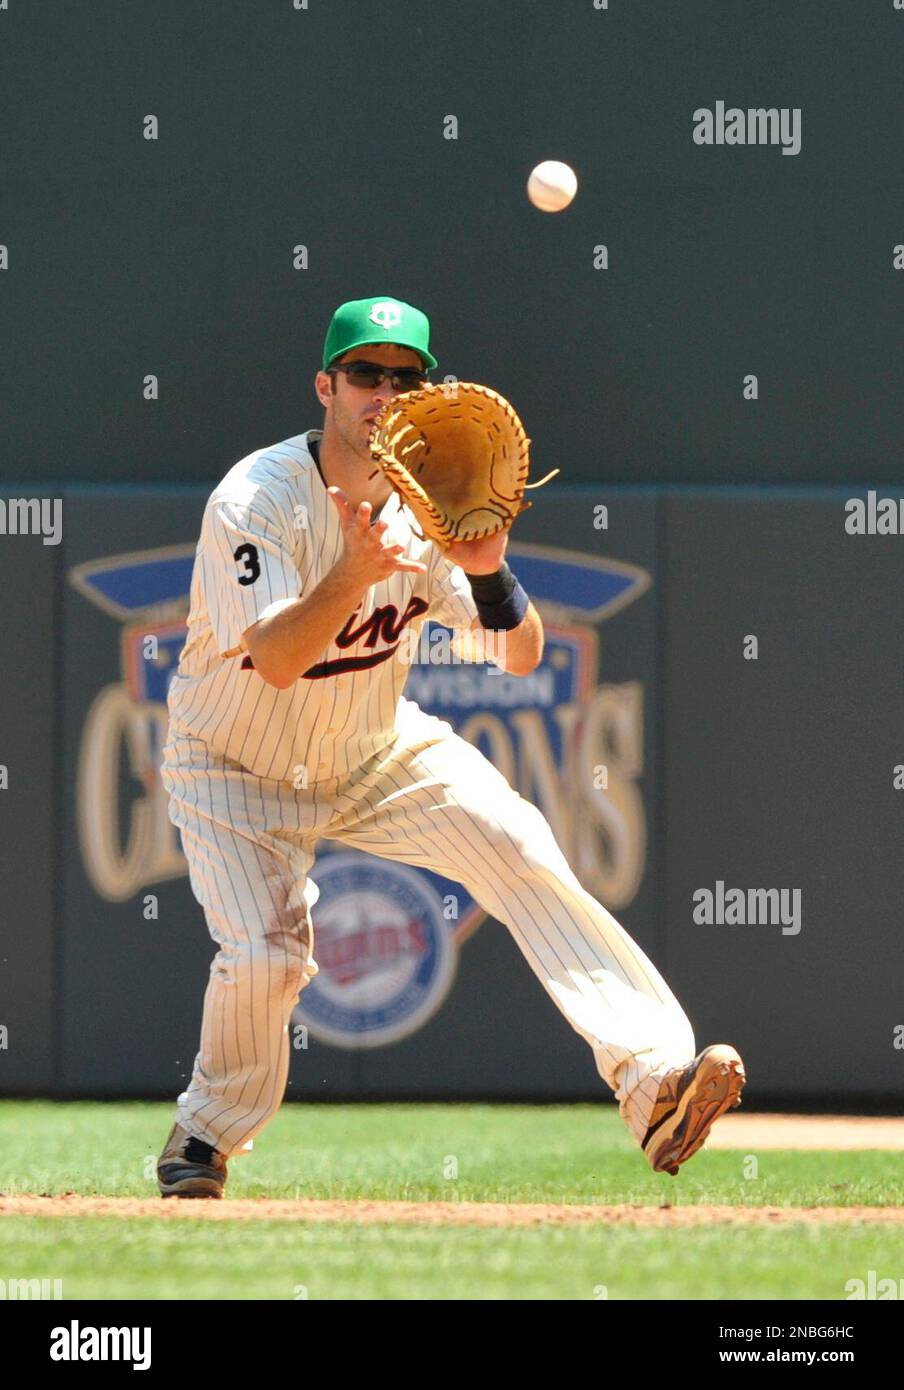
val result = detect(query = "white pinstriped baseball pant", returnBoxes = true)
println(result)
[160,703,695,1159]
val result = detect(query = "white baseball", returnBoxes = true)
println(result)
[527,160,578,213]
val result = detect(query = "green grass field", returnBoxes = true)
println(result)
[0,1100,901,1300]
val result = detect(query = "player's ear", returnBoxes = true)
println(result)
[314,370,336,408]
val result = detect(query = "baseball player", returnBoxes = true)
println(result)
[157,295,745,1198]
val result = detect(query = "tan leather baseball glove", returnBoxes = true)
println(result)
[367,381,558,548]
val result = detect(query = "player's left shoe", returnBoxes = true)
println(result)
[641,1043,746,1176]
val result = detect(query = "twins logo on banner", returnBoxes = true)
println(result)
[70,543,650,1047]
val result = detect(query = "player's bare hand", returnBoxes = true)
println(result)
[328,487,427,583]
[444,529,509,575]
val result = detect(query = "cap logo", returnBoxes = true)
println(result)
[369,302,402,331]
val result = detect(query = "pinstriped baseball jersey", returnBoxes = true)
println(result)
[164,430,479,782]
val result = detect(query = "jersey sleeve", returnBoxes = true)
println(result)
[199,495,303,657]
[425,549,478,632]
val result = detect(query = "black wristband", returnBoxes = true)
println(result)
[464,562,529,632]
[463,562,517,605]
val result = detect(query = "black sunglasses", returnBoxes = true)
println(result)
[329,361,428,391]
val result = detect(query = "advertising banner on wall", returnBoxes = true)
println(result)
[58,486,659,1098]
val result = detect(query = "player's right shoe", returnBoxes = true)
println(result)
[157,1122,228,1199]
[641,1043,746,1176]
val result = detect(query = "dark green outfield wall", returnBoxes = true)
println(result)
[1,483,902,1102]
[1,0,902,489]
[1,4,902,1103]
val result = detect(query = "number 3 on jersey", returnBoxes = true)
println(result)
[234,543,260,586]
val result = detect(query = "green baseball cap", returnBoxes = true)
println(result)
[322,295,438,371]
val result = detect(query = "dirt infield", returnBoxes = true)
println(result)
[2,1195,904,1227]
[707,1113,904,1150]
